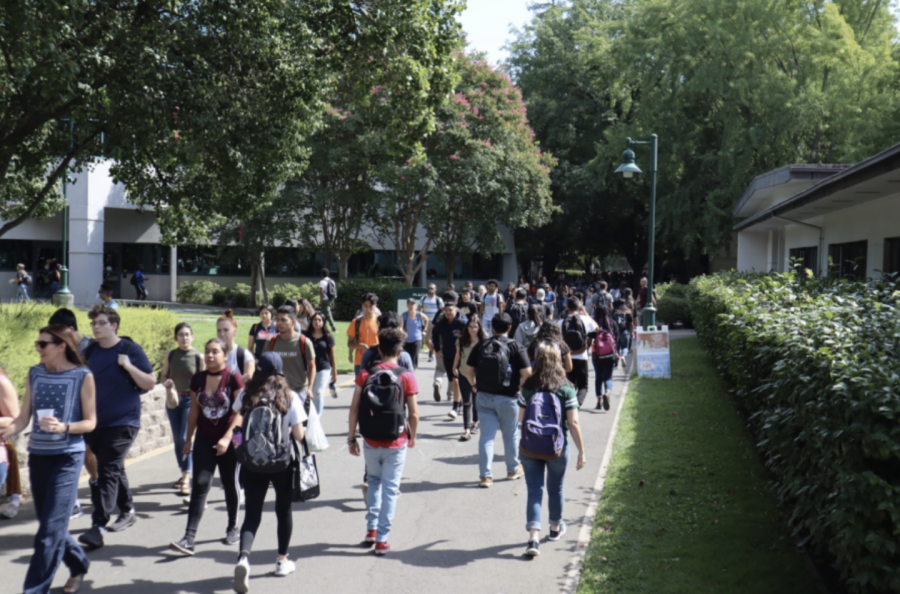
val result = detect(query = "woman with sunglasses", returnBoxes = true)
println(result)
[0,326,96,594]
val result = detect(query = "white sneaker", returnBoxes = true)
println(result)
[233,556,250,593]
[447,409,458,419]
[274,558,295,577]
[1,499,20,519]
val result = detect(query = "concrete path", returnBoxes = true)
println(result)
[0,355,631,594]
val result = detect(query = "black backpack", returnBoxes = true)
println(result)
[359,367,407,441]
[129,273,138,286]
[475,337,511,393]
[507,303,528,337]
[236,395,293,473]
[613,311,628,334]
[562,314,587,351]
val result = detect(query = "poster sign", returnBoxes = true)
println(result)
[392,287,429,315]
[636,325,671,379]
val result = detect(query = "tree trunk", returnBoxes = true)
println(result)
[337,252,351,282]
[249,263,258,308]
[257,254,270,305]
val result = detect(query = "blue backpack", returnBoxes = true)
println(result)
[519,391,565,460]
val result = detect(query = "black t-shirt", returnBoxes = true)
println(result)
[458,300,479,320]
[309,333,335,371]
[466,336,531,397]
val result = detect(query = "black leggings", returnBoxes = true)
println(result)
[459,376,479,429]
[403,340,422,369]
[185,434,239,539]
[239,466,293,557]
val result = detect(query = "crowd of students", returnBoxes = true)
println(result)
[0,268,648,593]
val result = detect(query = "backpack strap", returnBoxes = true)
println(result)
[269,335,279,352]
[237,345,246,372]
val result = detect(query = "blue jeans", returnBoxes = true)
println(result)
[25,451,90,594]
[521,446,570,531]
[592,357,614,396]
[363,443,407,543]
[16,284,30,302]
[311,370,330,418]
[617,332,630,357]
[476,391,521,478]
[166,394,192,474]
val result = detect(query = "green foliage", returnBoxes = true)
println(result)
[269,283,322,310]
[580,338,819,594]
[176,280,223,306]
[690,271,900,593]
[0,302,177,396]
[333,279,409,321]
[655,282,693,327]
[210,284,263,309]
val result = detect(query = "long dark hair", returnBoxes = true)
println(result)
[594,303,614,333]
[39,325,85,367]
[241,371,291,416]
[527,320,565,360]
[526,303,544,325]
[459,315,485,348]
[522,342,569,392]
[303,311,332,342]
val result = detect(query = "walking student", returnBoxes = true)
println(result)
[432,299,467,415]
[590,303,619,411]
[348,328,420,555]
[359,311,416,373]
[420,284,443,362]
[160,323,205,498]
[558,298,598,407]
[0,326,96,594]
[79,305,155,550]
[269,306,317,400]
[402,298,429,369]
[519,342,586,557]
[479,280,505,338]
[232,353,307,591]
[452,315,485,441]
[318,268,338,332]
[97,283,119,310]
[247,304,277,360]
[0,364,21,519]
[218,309,255,380]
[457,289,479,322]
[514,304,544,352]
[465,313,532,488]
[170,338,245,555]
[612,299,635,366]
[10,263,32,302]
[304,312,336,417]
[348,293,380,376]
[131,264,147,301]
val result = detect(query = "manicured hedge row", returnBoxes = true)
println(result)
[0,302,178,397]
[690,271,900,593]
[655,281,693,328]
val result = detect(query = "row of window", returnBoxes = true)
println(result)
[788,238,900,279]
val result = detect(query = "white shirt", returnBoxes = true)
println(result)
[422,294,442,317]
[318,279,330,298]
[233,390,308,428]
[481,292,504,320]
[558,314,599,360]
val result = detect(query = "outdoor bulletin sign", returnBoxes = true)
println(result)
[392,287,429,314]
[636,326,671,378]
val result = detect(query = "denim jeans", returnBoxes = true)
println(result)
[363,442,407,543]
[0,461,6,490]
[592,357,614,397]
[25,451,90,594]
[166,395,192,474]
[521,446,570,532]
[476,391,520,478]
[617,332,631,357]
[311,370,330,418]
[16,284,30,302]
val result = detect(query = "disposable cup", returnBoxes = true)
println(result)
[37,409,55,420]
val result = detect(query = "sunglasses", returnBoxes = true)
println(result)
[35,340,61,349]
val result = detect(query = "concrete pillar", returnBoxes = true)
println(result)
[418,258,427,287]
[67,169,105,306]
[502,253,518,284]
[169,246,177,302]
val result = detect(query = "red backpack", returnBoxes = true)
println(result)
[591,318,616,359]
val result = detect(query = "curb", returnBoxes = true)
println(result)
[561,355,636,594]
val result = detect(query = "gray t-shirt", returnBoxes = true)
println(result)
[269,333,315,394]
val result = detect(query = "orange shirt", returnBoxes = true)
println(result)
[347,315,379,366]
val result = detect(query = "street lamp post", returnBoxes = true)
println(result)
[53,119,74,307]
[615,134,658,329]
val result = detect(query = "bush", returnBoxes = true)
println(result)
[176,279,222,305]
[655,282,693,327]
[269,282,321,310]
[0,302,179,396]
[333,279,409,321]
[210,283,261,308]
[691,271,900,593]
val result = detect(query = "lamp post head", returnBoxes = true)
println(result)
[615,148,642,179]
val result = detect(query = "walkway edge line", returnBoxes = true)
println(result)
[561,357,636,594]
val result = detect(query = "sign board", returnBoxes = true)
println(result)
[392,287,429,315]
[635,325,671,379]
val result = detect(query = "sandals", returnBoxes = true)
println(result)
[172,477,186,489]
[459,432,471,442]
[180,482,192,497]
[64,575,83,594]
[470,425,479,435]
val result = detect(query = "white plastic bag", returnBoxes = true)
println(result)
[305,403,329,453]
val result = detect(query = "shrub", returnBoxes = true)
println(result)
[176,279,223,305]
[655,282,693,327]
[333,279,409,321]
[0,302,179,396]
[210,283,261,308]
[691,271,900,593]
[269,282,321,310]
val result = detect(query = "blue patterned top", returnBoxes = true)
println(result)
[28,364,90,455]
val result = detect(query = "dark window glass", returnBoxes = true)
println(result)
[884,238,900,276]
[177,246,246,276]
[0,240,33,271]
[828,241,868,280]
[789,246,818,276]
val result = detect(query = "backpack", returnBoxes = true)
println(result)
[237,395,293,473]
[21,272,32,286]
[519,391,565,460]
[359,367,407,441]
[129,273,138,286]
[613,311,628,335]
[84,337,145,392]
[562,314,587,351]
[269,335,306,371]
[475,337,511,393]
[592,326,616,359]
[326,278,337,300]
[507,303,528,337]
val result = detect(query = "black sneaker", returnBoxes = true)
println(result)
[433,384,441,402]
[223,527,240,545]
[170,537,195,556]
[525,539,540,557]
[548,522,567,541]
[78,526,104,549]
[108,509,136,532]
[595,397,604,410]
[602,394,610,411]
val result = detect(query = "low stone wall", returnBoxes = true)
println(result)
[3,384,173,499]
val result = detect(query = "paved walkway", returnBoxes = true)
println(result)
[0,355,632,594]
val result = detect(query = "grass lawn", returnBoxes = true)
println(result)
[578,337,821,594]
[176,315,356,376]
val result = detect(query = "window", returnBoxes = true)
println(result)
[828,241,868,280]
[0,240,33,271]
[263,248,320,277]
[884,238,900,276]
[177,246,245,276]
[789,246,818,276]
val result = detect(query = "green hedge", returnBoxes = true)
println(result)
[655,282,693,328]
[690,271,900,593]
[333,279,409,321]
[0,302,179,396]
[269,282,321,310]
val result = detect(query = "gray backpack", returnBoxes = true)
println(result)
[237,397,292,473]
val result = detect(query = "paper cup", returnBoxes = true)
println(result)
[37,409,55,420]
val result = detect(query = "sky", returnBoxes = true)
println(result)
[457,0,535,66]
